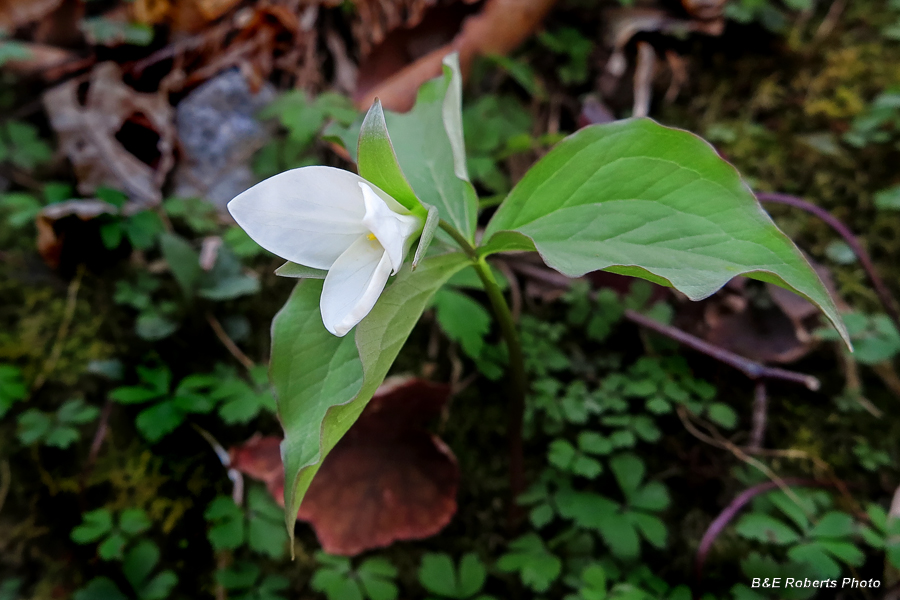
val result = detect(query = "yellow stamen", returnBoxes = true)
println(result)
[367,233,377,241]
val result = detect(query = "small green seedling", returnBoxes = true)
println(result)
[310,553,399,600]
[71,508,151,561]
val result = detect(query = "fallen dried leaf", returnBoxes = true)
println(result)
[230,377,459,556]
[36,199,117,269]
[356,0,559,111]
[0,0,62,31]
[0,42,77,75]
[42,62,175,206]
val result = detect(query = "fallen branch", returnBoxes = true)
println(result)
[694,478,831,582]
[33,265,84,391]
[757,192,900,335]
[625,309,821,390]
[206,312,255,371]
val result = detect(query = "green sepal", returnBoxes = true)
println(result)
[274,262,328,279]
[357,98,424,216]
[412,204,440,270]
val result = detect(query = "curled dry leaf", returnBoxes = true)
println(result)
[355,0,559,111]
[603,7,723,79]
[681,0,728,20]
[131,0,244,32]
[0,42,79,78]
[229,377,459,556]
[694,268,841,365]
[0,0,62,31]
[36,199,117,269]
[42,62,175,207]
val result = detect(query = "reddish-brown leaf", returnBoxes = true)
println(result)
[229,377,459,556]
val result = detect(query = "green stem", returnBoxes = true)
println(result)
[439,220,526,528]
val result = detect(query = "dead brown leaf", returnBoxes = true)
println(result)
[229,376,459,556]
[131,0,243,32]
[355,0,560,111]
[0,0,62,31]
[36,199,117,269]
[42,62,175,206]
[298,376,457,555]
[0,42,77,75]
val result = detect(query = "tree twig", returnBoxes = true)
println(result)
[79,398,114,496]
[0,460,10,515]
[626,309,821,390]
[33,265,85,391]
[757,192,900,335]
[749,381,767,450]
[694,478,831,582]
[206,313,255,371]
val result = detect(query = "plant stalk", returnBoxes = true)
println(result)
[439,220,527,528]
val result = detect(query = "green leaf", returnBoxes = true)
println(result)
[17,410,52,445]
[0,365,27,418]
[71,509,114,543]
[357,99,422,213]
[786,543,841,579]
[247,487,288,559]
[216,562,260,590]
[609,453,645,498]
[124,211,163,250]
[138,571,177,600]
[109,386,163,404]
[98,532,128,560]
[160,233,201,297]
[123,540,160,589]
[817,539,865,565]
[273,253,469,542]
[57,398,100,424]
[205,497,245,551]
[810,512,854,539]
[418,554,457,597]
[630,481,670,512]
[482,119,849,347]
[274,262,328,279]
[457,553,487,598]
[875,185,900,210]
[44,427,80,449]
[74,578,128,600]
[357,558,398,600]
[100,222,124,249]
[119,508,151,536]
[629,512,667,548]
[735,513,801,545]
[135,313,179,341]
[381,55,478,240]
[707,403,738,429]
[135,402,184,442]
[496,534,561,593]
[433,287,492,359]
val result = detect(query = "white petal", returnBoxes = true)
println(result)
[227,166,370,270]
[359,182,422,274]
[320,236,393,336]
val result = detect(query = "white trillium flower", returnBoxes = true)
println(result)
[228,166,423,337]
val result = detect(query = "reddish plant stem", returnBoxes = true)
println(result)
[694,478,830,583]
[749,381,768,450]
[624,310,820,390]
[757,192,900,334]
